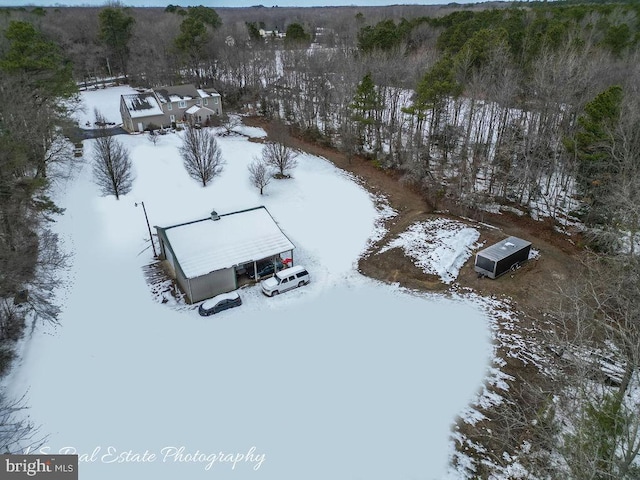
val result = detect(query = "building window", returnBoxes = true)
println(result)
[179,100,186,108]
[167,103,172,111]
[170,114,175,123]
[203,99,208,106]
[213,98,218,104]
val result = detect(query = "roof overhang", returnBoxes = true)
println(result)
[185,105,216,115]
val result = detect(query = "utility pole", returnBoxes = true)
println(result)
[135,201,158,258]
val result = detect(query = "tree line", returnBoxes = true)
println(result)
[21,0,631,236]
[0,15,78,452]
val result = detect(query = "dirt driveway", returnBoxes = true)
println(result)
[244,117,580,313]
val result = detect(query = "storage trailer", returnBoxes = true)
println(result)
[474,236,532,279]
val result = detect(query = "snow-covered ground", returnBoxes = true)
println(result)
[7,87,492,480]
[73,85,138,126]
[379,218,481,284]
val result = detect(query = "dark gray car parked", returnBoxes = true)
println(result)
[198,292,242,316]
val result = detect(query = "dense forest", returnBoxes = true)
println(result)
[1,1,640,477]
[17,0,636,238]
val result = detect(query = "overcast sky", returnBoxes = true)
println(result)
[0,0,481,7]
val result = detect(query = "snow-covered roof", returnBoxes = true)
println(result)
[169,94,193,102]
[151,85,220,105]
[121,93,164,118]
[185,105,216,115]
[161,206,295,279]
[154,84,198,104]
[476,236,531,262]
[197,88,220,98]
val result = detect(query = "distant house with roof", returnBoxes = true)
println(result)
[259,28,286,39]
[155,206,295,304]
[120,84,222,133]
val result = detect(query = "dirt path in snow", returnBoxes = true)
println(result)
[244,116,580,310]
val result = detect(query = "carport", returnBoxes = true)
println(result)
[155,206,295,303]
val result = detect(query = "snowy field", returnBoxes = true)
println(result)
[7,87,491,480]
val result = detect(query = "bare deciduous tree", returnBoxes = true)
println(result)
[261,140,298,178]
[248,157,271,195]
[261,122,298,178]
[147,130,160,146]
[338,122,359,165]
[220,113,242,136]
[0,392,46,453]
[543,254,640,480]
[179,126,225,187]
[92,111,134,200]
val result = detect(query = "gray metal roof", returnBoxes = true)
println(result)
[476,236,531,262]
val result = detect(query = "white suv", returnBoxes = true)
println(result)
[261,265,310,296]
